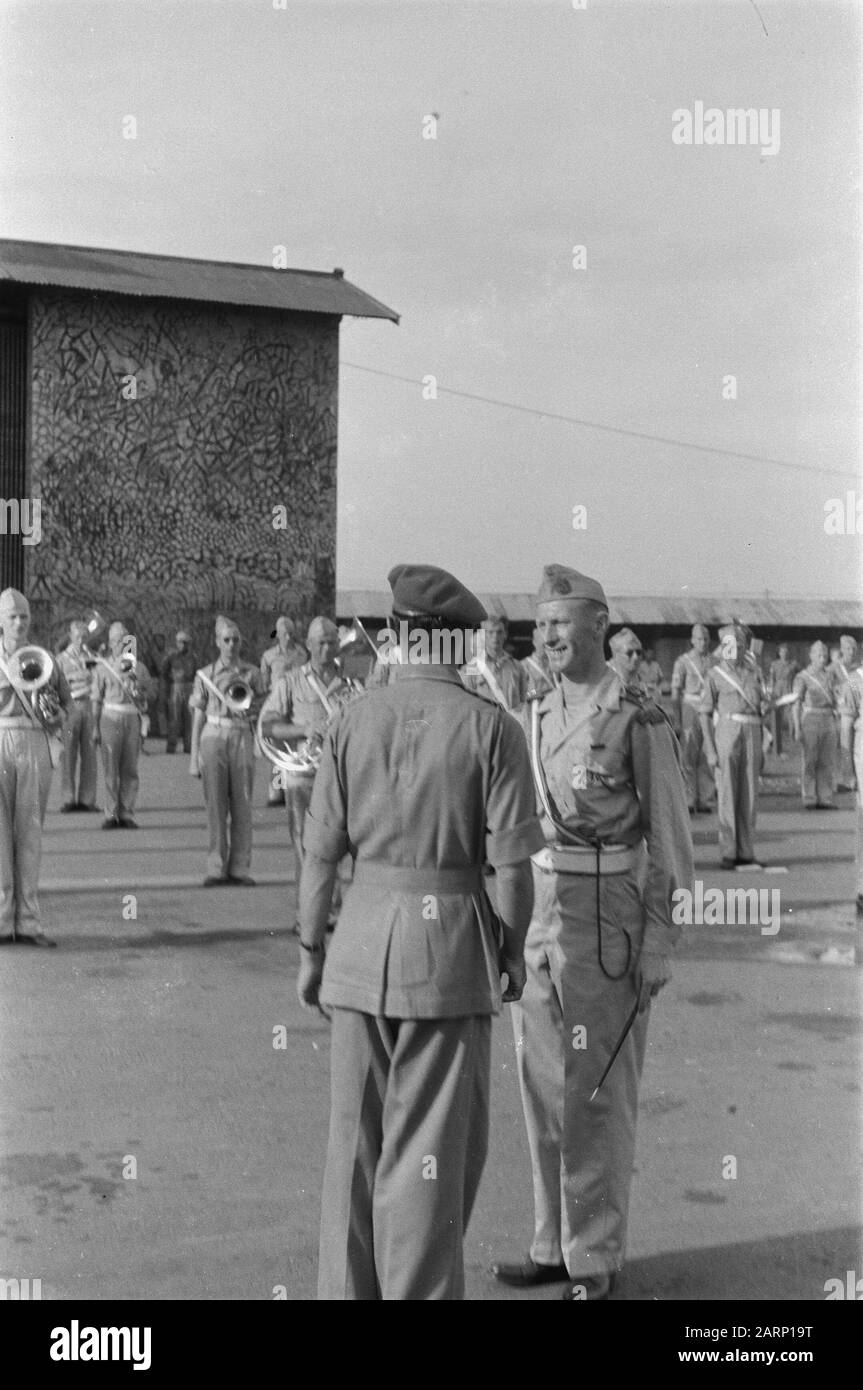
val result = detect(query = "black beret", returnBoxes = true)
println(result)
[388,564,487,627]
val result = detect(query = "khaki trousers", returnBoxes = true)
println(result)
[318,1008,491,1300]
[100,710,141,819]
[854,735,863,897]
[285,774,344,915]
[801,712,837,805]
[60,698,96,805]
[166,684,192,753]
[510,866,648,1278]
[680,700,713,809]
[715,718,761,861]
[0,727,53,935]
[200,724,254,877]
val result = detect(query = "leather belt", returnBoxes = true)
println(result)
[683,692,702,706]
[206,714,248,728]
[103,702,138,714]
[728,714,762,724]
[531,844,638,876]
[0,717,38,729]
[352,862,483,893]
[71,692,91,701]
[801,706,834,716]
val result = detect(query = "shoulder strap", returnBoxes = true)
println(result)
[528,698,595,848]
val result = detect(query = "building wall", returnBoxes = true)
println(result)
[26,289,338,667]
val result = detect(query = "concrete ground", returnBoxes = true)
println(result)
[0,742,860,1301]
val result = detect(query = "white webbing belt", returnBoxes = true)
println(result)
[531,844,637,876]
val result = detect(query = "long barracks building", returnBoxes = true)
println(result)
[0,239,397,663]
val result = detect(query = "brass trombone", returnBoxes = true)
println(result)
[196,669,255,715]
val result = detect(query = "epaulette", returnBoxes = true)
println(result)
[621,687,669,726]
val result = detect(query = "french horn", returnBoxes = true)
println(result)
[256,672,364,778]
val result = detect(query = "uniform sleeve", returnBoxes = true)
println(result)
[484,712,545,867]
[53,665,72,712]
[791,672,805,703]
[303,724,349,862]
[135,662,153,700]
[670,657,684,693]
[188,668,207,712]
[630,718,695,955]
[698,671,717,715]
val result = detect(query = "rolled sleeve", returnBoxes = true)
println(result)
[484,714,545,867]
[188,669,208,713]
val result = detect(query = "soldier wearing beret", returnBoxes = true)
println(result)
[492,565,693,1301]
[0,587,70,946]
[298,563,544,1300]
[699,622,768,868]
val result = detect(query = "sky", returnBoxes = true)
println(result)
[0,0,860,600]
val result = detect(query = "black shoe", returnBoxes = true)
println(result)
[119,818,139,829]
[804,803,818,810]
[735,859,765,871]
[102,817,120,830]
[856,895,863,916]
[17,932,57,949]
[720,857,737,870]
[815,802,837,810]
[203,876,227,887]
[561,1273,616,1301]
[60,801,77,813]
[491,1257,570,1288]
[227,875,256,887]
[77,803,98,812]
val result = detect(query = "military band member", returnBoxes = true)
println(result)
[607,627,644,690]
[56,619,97,811]
[700,622,767,869]
[831,635,860,792]
[670,624,714,813]
[260,617,358,928]
[260,616,308,806]
[460,615,527,709]
[492,565,692,1301]
[298,564,543,1300]
[161,629,197,754]
[0,587,70,946]
[791,642,839,809]
[189,616,263,886]
[767,643,797,757]
[521,625,554,697]
[91,622,152,830]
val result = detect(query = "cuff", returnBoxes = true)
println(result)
[486,815,546,868]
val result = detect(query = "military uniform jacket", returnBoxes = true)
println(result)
[792,665,839,712]
[841,668,863,734]
[305,665,544,1019]
[671,650,712,704]
[699,661,766,719]
[527,669,693,956]
[161,650,198,689]
[189,658,263,721]
[460,652,527,710]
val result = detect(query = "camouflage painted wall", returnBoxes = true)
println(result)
[26,289,338,668]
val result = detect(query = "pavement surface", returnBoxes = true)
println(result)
[0,744,860,1301]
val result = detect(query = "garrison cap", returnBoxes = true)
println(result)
[0,587,29,617]
[388,564,487,627]
[536,564,608,608]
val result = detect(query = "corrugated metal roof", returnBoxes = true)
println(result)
[337,591,863,628]
[0,239,399,322]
